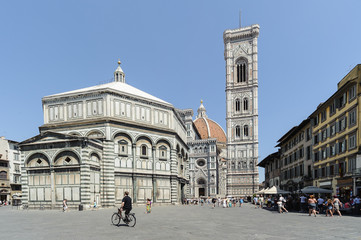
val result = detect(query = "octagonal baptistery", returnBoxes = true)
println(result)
[19,62,189,209]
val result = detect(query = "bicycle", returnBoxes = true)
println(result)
[111,208,136,227]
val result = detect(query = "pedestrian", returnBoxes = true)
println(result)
[93,200,97,209]
[63,199,68,212]
[239,197,244,207]
[299,194,307,212]
[146,198,151,213]
[279,195,288,213]
[223,198,227,208]
[332,196,342,217]
[325,199,334,217]
[308,195,317,217]
[259,195,264,209]
[353,196,361,215]
[253,196,258,208]
[317,196,325,214]
[212,197,216,208]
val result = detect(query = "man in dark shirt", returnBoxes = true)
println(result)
[121,191,132,219]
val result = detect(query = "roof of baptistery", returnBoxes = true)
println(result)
[43,61,170,106]
[193,101,226,143]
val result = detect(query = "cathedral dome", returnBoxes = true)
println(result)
[193,101,226,143]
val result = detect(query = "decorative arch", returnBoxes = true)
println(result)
[155,138,172,149]
[86,130,105,139]
[197,178,206,185]
[68,131,82,136]
[112,132,134,143]
[135,135,154,146]
[89,152,101,163]
[26,152,51,167]
[53,150,80,166]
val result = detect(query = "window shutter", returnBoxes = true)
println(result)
[326,147,331,158]
[344,140,347,152]
[344,117,347,128]
[327,127,330,138]
[335,164,339,176]
[336,121,339,133]
[318,132,322,142]
[335,143,339,154]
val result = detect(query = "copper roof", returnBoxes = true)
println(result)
[193,117,226,143]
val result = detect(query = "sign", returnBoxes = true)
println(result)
[319,181,332,186]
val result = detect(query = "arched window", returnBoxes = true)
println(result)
[235,99,240,112]
[118,140,128,155]
[244,125,249,137]
[141,145,147,156]
[235,126,241,138]
[236,60,247,83]
[243,98,249,111]
[0,171,7,180]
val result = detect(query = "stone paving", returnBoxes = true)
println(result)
[1,203,361,240]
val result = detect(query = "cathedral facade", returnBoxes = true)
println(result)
[223,23,260,196]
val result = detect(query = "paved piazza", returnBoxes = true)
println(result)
[1,204,360,240]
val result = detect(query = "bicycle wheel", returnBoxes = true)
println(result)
[126,214,136,227]
[111,213,121,225]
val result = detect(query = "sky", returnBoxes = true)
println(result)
[1,0,361,183]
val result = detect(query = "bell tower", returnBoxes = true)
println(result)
[223,16,259,196]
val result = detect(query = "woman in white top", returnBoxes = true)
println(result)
[333,196,343,217]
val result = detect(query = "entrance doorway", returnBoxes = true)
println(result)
[199,188,205,197]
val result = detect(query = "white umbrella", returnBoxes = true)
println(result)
[300,186,333,194]
[263,186,291,195]
[255,188,265,195]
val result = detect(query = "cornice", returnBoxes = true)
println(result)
[223,24,260,43]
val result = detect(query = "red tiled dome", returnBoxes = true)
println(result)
[194,117,226,143]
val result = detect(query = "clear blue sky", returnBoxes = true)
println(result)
[1,0,361,182]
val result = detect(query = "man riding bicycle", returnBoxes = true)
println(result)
[120,191,132,221]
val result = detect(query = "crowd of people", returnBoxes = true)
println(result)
[251,194,361,217]
[183,197,248,208]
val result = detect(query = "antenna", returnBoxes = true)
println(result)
[239,10,241,28]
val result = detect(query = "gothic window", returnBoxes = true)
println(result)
[0,171,7,180]
[236,60,247,83]
[243,98,249,111]
[235,99,240,112]
[118,140,128,155]
[141,145,147,157]
[235,126,241,138]
[244,125,249,137]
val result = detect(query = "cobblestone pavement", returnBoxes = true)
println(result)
[1,203,360,240]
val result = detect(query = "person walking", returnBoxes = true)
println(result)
[308,195,317,217]
[300,194,307,212]
[333,196,342,217]
[62,199,68,212]
[317,196,325,214]
[279,195,288,213]
[259,195,264,209]
[325,199,334,217]
[223,198,227,208]
[353,196,361,215]
[253,196,258,209]
[239,197,244,207]
[146,198,151,213]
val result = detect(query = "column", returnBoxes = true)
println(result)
[101,140,115,207]
[170,149,178,203]
[132,144,137,202]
